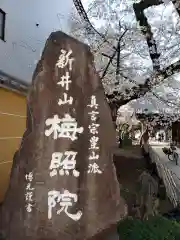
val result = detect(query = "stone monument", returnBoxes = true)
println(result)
[0,31,127,240]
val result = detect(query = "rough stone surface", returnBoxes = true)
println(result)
[0,31,127,240]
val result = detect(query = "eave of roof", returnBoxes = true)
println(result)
[0,69,30,96]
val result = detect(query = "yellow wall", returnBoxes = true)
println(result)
[0,88,26,202]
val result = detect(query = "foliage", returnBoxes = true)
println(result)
[117,215,180,240]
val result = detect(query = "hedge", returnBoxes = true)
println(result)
[117,215,180,240]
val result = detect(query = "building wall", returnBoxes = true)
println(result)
[0,87,26,202]
[0,0,71,84]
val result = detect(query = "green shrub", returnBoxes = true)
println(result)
[117,215,180,240]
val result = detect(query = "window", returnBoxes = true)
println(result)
[0,9,6,41]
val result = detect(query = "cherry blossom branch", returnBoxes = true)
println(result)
[100,29,128,80]
[73,0,117,51]
[133,0,162,71]
[171,0,180,17]
[106,58,180,108]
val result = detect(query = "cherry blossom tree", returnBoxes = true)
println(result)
[69,0,180,122]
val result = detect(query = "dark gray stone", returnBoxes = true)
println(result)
[0,31,127,240]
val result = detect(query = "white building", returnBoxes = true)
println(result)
[0,0,72,89]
